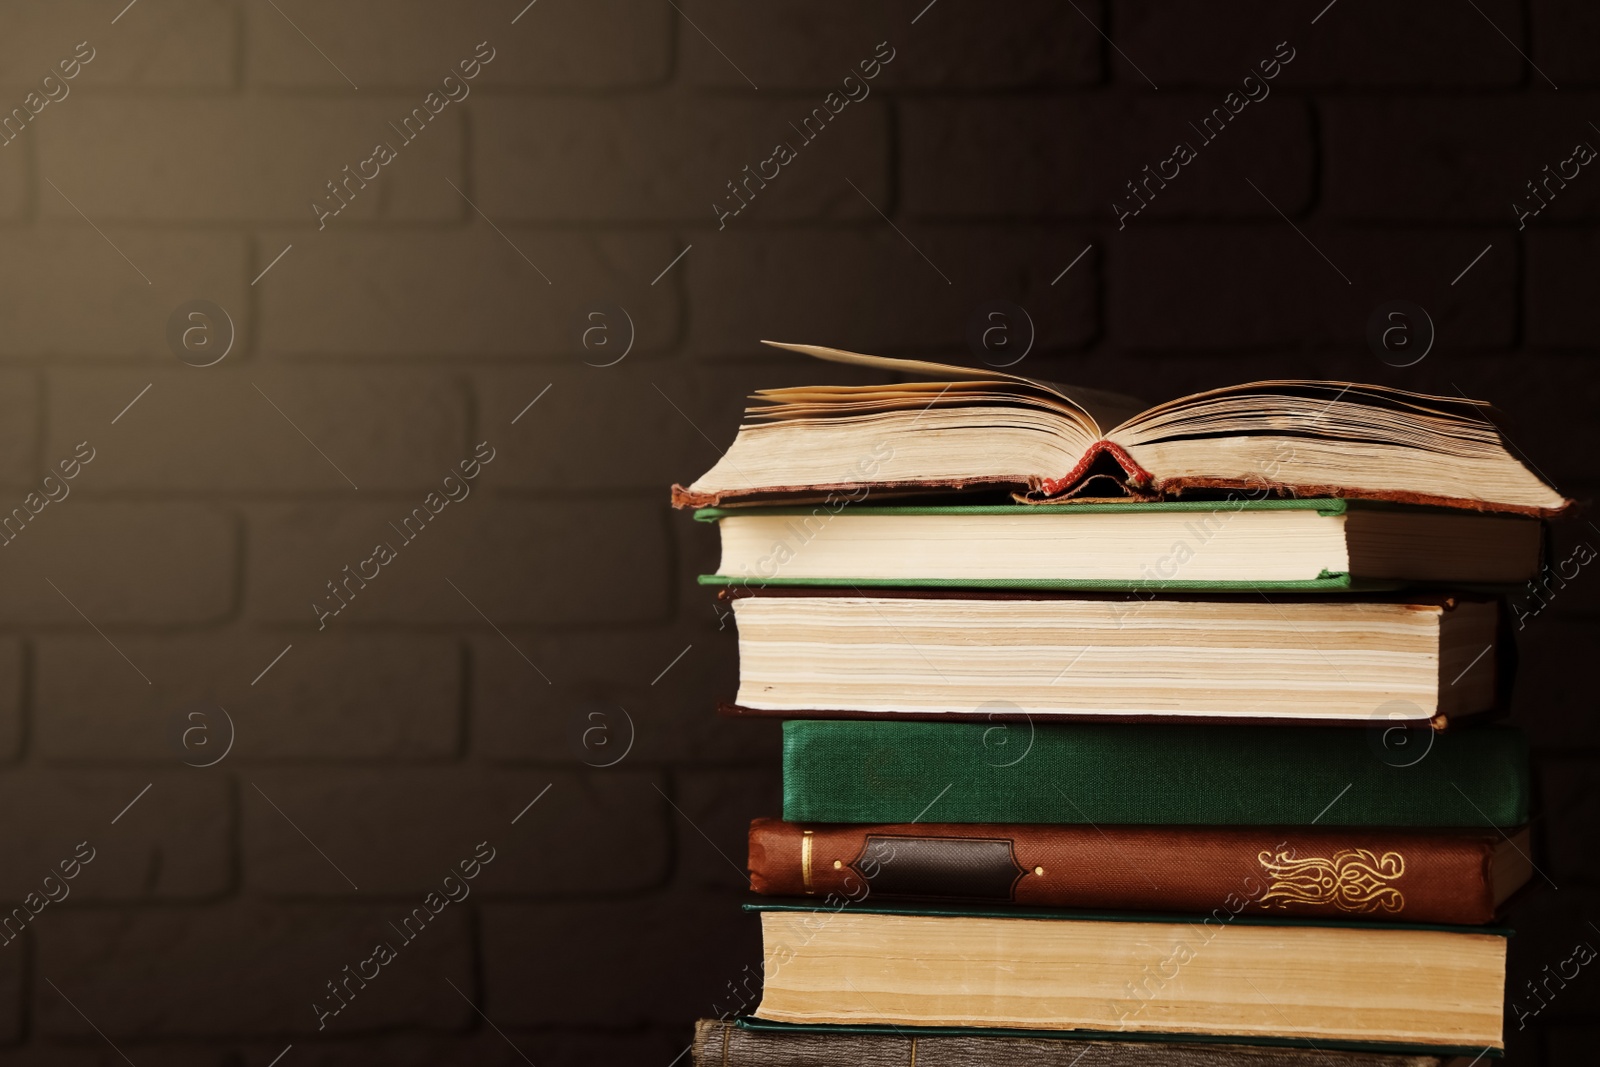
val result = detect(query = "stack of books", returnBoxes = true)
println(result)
[675,343,1568,1066]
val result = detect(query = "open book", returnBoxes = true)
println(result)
[672,342,1568,517]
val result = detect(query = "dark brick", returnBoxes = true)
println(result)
[248,0,671,89]
[1514,621,1600,750]
[0,373,38,487]
[0,503,235,626]
[674,769,782,891]
[517,1029,688,1067]
[473,363,701,496]
[1324,96,1600,223]
[1108,226,1516,351]
[243,769,669,897]
[39,100,462,223]
[0,643,22,763]
[1531,0,1600,86]
[238,1028,685,1067]
[1503,888,1600,1027]
[902,95,1313,221]
[34,904,474,1037]
[682,0,1098,88]
[258,231,679,358]
[0,1,233,87]
[0,913,26,1041]
[34,636,461,763]
[1540,758,1600,885]
[0,772,229,901]
[1528,230,1600,349]
[1548,1024,1600,1065]
[0,231,245,357]
[0,1047,227,1067]
[1530,512,1600,616]
[1503,1025,1544,1067]
[687,229,1098,357]
[47,369,469,493]
[0,154,25,224]
[481,890,757,1026]
[471,628,775,767]
[244,498,671,627]
[1115,0,1526,87]
[474,97,889,223]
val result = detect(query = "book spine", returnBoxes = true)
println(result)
[724,702,1457,729]
[781,720,1530,827]
[691,1018,1452,1066]
[748,819,1505,925]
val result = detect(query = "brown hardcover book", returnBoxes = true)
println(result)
[692,1018,1479,1066]
[748,819,1532,925]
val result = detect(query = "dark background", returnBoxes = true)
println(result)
[0,0,1592,1063]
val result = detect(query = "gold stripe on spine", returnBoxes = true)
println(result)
[909,1036,918,1066]
[801,830,815,894]
[1257,847,1406,914]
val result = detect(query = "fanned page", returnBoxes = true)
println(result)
[767,340,1148,430]
[672,343,1568,516]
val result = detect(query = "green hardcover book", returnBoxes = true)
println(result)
[781,720,1529,827]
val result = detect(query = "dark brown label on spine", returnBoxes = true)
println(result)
[850,835,1027,901]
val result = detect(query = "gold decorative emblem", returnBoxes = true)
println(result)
[1256,847,1405,913]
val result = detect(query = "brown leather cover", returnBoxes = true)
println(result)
[748,819,1527,925]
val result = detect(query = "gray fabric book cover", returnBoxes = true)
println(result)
[692,1019,1472,1067]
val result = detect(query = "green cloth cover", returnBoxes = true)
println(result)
[781,719,1529,827]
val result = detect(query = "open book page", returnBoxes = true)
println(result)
[1098,379,1568,515]
[759,341,1146,434]
[675,344,1568,515]
[1110,380,1503,450]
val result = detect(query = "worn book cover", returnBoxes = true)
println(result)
[692,1018,1485,1066]
[672,342,1567,517]
[748,819,1532,924]
[720,589,1508,726]
[781,720,1530,827]
[695,498,1543,589]
[748,903,1508,1050]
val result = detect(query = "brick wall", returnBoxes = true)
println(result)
[0,0,1591,1063]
